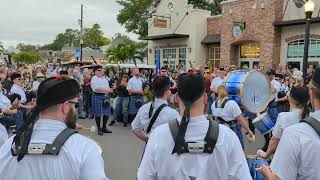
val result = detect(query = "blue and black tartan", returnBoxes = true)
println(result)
[219,120,244,150]
[91,93,111,116]
[128,95,144,115]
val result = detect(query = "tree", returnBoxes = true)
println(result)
[116,0,221,37]
[107,37,147,65]
[40,24,111,50]
[16,43,37,52]
[0,42,4,54]
[116,0,160,37]
[83,23,112,48]
[12,51,37,65]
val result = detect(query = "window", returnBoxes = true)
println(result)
[163,48,176,64]
[179,48,186,66]
[240,43,260,58]
[288,39,320,58]
[208,47,220,68]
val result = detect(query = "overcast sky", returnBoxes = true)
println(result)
[0,0,138,48]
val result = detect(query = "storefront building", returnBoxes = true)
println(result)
[277,0,320,70]
[205,0,283,70]
[204,0,320,70]
[143,0,211,70]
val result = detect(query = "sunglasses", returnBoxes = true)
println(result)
[17,78,22,81]
[68,101,79,108]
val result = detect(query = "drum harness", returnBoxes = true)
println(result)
[169,118,219,154]
[146,102,168,134]
[12,123,78,160]
[214,98,237,129]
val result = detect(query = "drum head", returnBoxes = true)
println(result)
[241,71,271,113]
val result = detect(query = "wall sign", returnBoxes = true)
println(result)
[232,22,246,39]
[154,18,167,28]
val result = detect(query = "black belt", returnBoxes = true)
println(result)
[94,92,105,96]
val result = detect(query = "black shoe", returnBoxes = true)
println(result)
[123,122,127,127]
[79,116,86,119]
[102,128,112,133]
[98,129,103,136]
[88,114,94,119]
[109,121,115,126]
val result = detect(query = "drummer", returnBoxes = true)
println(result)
[211,85,254,149]
[257,86,310,159]
[261,69,281,151]
[258,65,320,180]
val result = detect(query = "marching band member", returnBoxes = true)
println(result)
[258,86,309,159]
[261,69,281,151]
[259,65,320,180]
[131,76,179,142]
[138,71,251,179]
[127,67,144,121]
[211,85,254,150]
[208,68,225,118]
[0,75,109,180]
[91,67,113,135]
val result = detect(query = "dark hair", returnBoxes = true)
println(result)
[152,76,171,98]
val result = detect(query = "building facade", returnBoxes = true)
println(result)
[278,0,320,69]
[205,0,283,70]
[148,0,320,70]
[145,0,211,70]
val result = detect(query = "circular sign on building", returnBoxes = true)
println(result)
[232,22,245,39]
[167,2,174,13]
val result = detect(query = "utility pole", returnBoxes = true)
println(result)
[80,4,84,62]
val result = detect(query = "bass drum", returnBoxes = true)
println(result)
[224,70,271,113]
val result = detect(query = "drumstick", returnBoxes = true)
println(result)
[79,126,96,132]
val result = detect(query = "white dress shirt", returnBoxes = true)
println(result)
[0,93,12,111]
[131,98,180,133]
[127,76,143,91]
[32,81,41,91]
[0,119,108,180]
[211,98,242,121]
[270,111,320,180]
[90,76,110,93]
[0,123,8,148]
[138,115,252,180]
[272,108,301,139]
[10,84,27,103]
[210,77,224,92]
[271,79,281,100]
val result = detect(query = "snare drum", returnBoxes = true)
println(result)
[252,113,275,135]
[224,70,271,113]
[246,154,271,180]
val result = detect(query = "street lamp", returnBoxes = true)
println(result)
[80,38,84,62]
[302,0,315,79]
[36,47,39,62]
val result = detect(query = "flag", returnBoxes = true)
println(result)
[156,49,161,76]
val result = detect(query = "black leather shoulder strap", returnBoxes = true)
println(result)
[214,98,230,109]
[42,128,78,155]
[300,117,320,137]
[203,120,220,153]
[169,119,179,141]
[146,104,167,134]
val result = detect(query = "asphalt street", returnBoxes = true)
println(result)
[78,118,265,180]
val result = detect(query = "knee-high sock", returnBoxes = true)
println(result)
[102,116,108,129]
[95,116,101,129]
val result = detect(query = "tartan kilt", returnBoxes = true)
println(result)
[219,120,244,150]
[91,93,111,116]
[128,95,144,115]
